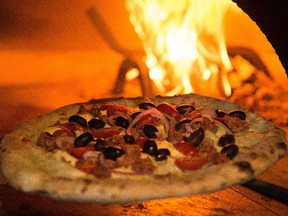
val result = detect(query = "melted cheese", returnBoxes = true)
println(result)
[52,150,79,166]
[156,140,185,158]
[43,126,61,135]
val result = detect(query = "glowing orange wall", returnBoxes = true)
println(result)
[0,0,285,85]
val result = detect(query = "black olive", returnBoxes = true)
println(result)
[142,140,158,156]
[184,127,205,147]
[175,119,192,130]
[93,138,108,151]
[155,148,171,161]
[218,133,235,147]
[68,115,87,127]
[215,109,227,118]
[176,104,195,115]
[74,132,94,147]
[221,144,239,159]
[228,110,246,120]
[88,118,105,129]
[115,116,130,129]
[123,134,135,144]
[131,111,141,119]
[143,124,159,138]
[103,147,125,161]
[139,102,156,110]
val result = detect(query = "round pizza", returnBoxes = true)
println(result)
[0,94,286,204]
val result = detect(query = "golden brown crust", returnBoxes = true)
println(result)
[0,93,286,203]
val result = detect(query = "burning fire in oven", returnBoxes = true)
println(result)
[126,0,234,97]
[88,0,284,105]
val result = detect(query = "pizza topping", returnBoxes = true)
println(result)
[90,127,123,139]
[36,99,249,178]
[215,109,228,118]
[68,115,88,127]
[103,146,125,161]
[142,140,158,156]
[100,104,131,116]
[156,102,181,121]
[53,122,81,135]
[114,116,130,129]
[221,144,239,159]
[154,148,171,161]
[88,118,105,129]
[128,107,170,132]
[218,133,235,147]
[123,134,136,144]
[143,124,159,138]
[175,119,193,131]
[71,146,95,159]
[183,127,205,147]
[93,138,109,151]
[37,132,57,151]
[139,101,157,109]
[76,160,98,174]
[228,110,246,120]
[54,131,75,152]
[175,141,197,156]
[74,132,94,147]
[223,115,248,132]
[175,156,207,170]
[176,104,196,115]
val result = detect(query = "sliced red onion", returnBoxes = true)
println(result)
[214,120,233,135]
[128,108,170,132]
[53,123,78,136]
[96,153,111,172]
[82,151,100,162]
[107,114,132,127]
[55,135,75,152]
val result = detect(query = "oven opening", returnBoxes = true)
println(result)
[85,0,288,131]
[0,0,287,134]
[86,1,284,100]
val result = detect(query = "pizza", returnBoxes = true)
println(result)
[0,94,286,204]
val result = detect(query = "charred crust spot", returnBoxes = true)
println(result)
[0,147,6,153]
[276,142,287,151]
[234,161,254,175]
[81,179,92,193]
[21,137,30,143]
[249,152,258,160]
[270,146,275,155]
[84,179,92,184]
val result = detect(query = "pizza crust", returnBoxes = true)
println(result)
[0,94,286,203]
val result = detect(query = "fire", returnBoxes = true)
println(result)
[126,0,234,97]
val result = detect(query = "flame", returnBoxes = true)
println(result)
[126,0,234,97]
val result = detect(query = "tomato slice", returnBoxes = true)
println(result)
[157,102,181,121]
[175,141,197,156]
[134,114,158,128]
[100,104,130,116]
[71,146,94,159]
[91,127,123,138]
[213,117,225,124]
[136,136,148,149]
[175,156,207,170]
[76,160,97,173]
[55,122,85,132]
